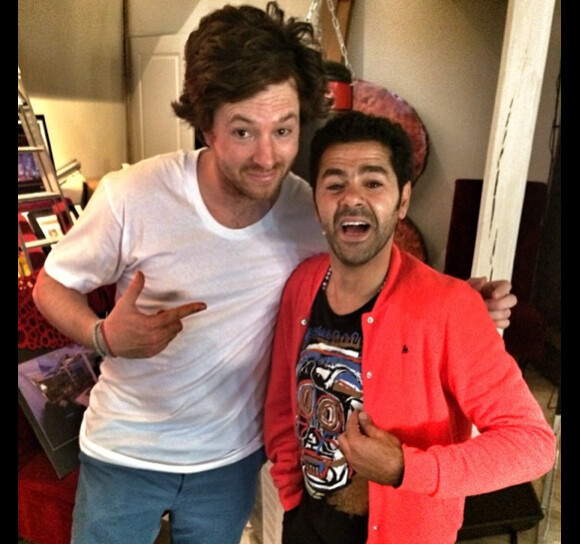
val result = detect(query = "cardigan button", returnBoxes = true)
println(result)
[366,371,373,379]
[372,525,378,531]
[367,316,374,324]
[300,319,308,326]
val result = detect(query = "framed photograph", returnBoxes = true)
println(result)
[18,344,103,478]
[26,204,80,250]
[18,114,55,194]
[27,209,64,245]
[29,209,62,239]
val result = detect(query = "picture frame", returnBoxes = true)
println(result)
[18,114,55,194]
[25,204,80,253]
[27,209,64,243]
[18,344,103,478]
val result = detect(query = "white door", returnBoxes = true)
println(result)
[128,34,194,163]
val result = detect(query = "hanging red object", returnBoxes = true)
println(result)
[325,59,353,111]
[328,80,352,111]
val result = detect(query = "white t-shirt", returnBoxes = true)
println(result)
[43,149,326,473]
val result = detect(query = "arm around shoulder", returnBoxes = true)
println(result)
[467,276,517,330]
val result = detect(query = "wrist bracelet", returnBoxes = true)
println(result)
[100,319,117,357]
[92,319,116,358]
[92,319,107,357]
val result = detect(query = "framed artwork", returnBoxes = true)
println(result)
[18,344,102,478]
[25,204,80,253]
[27,209,64,243]
[18,114,55,194]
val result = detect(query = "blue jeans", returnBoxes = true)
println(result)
[72,448,265,544]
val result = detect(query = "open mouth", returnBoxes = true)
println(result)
[340,220,371,236]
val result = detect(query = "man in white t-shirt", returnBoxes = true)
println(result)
[32,3,516,544]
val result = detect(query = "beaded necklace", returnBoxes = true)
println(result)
[321,266,387,294]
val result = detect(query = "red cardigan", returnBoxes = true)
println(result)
[264,246,556,544]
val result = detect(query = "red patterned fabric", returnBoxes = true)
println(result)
[18,271,117,350]
[18,270,114,543]
[18,271,73,350]
[352,79,429,185]
[394,217,428,263]
[18,273,78,543]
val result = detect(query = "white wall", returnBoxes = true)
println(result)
[18,0,560,272]
[18,0,127,182]
[344,0,560,270]
[127,0,560,271]
[127,0,312,36]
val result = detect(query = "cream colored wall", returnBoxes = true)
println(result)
[18,0,127,182]
[18,0,560,272]
[345,0,560,269]
[128,0,561,271]
[127,0,312,36]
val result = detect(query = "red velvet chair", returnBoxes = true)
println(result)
[444,178,548,369]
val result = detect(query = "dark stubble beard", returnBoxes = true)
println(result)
[326,207,400,267]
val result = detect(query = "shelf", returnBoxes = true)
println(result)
[19,67,70,275]
[18,145,45,154]
[18,191,62,204]
[22,237,63,250]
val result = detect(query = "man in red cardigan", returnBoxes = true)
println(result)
[263,110,556,544]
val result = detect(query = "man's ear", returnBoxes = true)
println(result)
[201,129,213,147]
[398,182,412,219]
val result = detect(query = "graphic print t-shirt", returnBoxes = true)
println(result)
[296,285,377,501]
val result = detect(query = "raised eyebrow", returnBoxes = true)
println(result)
[228,114,254,126]
[359,164,389,176]
[229,112,299,125]
[277,112,299,125]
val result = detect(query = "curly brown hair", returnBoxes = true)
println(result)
[171,2,332,141]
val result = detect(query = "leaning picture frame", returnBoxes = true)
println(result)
[27,209,64,243]
[18,344,103,478]
[26,203,80,253]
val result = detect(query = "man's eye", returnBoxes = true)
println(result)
[277,128,292,137]
[234,129,249,138]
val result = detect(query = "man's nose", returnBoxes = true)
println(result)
[340,182,365,206]
[252,136,276,169]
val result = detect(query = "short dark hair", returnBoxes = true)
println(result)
[308,110,414,191]
[171,2,331,141]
